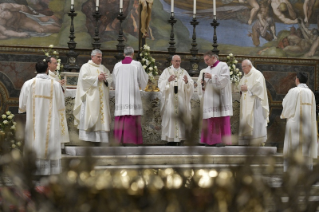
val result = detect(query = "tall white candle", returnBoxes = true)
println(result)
[95,0,99,11]
[213,0,216,16]
[71,0,74,5]
[120,0,123,9]
[171,0,174,13]
[193,0,196,15]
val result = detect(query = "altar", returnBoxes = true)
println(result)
[63,74,241,146]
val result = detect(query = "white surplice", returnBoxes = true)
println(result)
[19,74,69,175]
[238,67,269,145]
[73,60,112,142]
[281,84,318,169]
[158,66,194,142]
[112,60,148,116]
[197,62,233,119]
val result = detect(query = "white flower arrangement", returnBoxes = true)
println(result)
[43,44,63,79]
[0,111,22,152]
[1,111,15,129]
[140,44,158,81]
[226,53,242,83]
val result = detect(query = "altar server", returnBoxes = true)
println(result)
[112,46,149,145]
[197,52,233,146]
[73,49,112,143]
[281,72,317,171]
[238,59,269,145]
[19,60,69,175]
[158,55,194,145]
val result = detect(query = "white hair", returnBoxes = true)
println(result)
[91,49,102,56]
[243,59,252,66]
[171,55,181,61]
[124,46,134,56]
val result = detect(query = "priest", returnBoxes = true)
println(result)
[112,46,149,145]
[19,60,69,175]
[46,57,65,86]
[197,52,233,147]
[281,72,318,171]
[158,55,194,146]
[238,59,269,145]
[73,49,112,144]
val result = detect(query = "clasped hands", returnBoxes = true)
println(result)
[59,79,65,86]
[98,72,107,81]
[168,75,188,84]
[240,85,248,91]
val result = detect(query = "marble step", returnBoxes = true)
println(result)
[64,146,278,156]
[91,164,284,175]
[62,154,284,175]
[62,154,283,166]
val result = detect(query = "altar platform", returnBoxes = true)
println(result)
[63,146,283,175]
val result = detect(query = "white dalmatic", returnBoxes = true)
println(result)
[281,84,318,165]
[158,66,194,142]
[73,60,112,142]
[238,67,269,145]
[19,74,69,175]
[196,62,233,119]
[112,60,148,116]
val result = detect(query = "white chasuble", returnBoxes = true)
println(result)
[73,60,112,142]
[19,74,69,174]
[112,60,148,116]
[281,84,318,162]
[48,70,60,82]
[197,62,233,119]
[158,66,194,142]
[238,67,269,145]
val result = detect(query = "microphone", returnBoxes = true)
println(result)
[102,72,108,87]
[174,79,178,94]
[202,72,205,87]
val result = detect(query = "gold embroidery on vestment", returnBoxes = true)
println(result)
[45,79,54,159]
[34,95,52,100]
[32,79,37,141]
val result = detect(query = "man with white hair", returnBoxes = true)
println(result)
[112,46,148,145]
[197,52,233,147]
[238,59,269,145]
[73,49,112,144]
[158,55,194,146]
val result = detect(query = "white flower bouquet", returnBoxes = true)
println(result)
[226,53,242,83]
[139,44,158,81]
[0,111,22,153]
[43,44,63,79]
